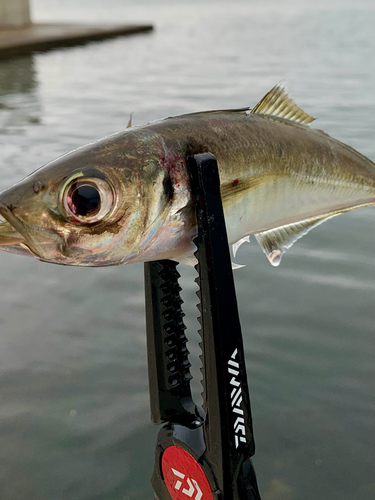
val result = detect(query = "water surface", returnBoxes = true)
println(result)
[0,1,374,499]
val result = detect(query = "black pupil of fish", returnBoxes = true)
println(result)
[70,185,101,216]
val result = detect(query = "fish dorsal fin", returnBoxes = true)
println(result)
[127,111,134,129]
[255,214,338,266]
[251,83,315,125]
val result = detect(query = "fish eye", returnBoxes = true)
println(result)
[63,178,114,224]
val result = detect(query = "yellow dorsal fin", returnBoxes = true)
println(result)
[251,82,315,125]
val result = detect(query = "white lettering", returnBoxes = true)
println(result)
[228,349,247,448]
[171,469,204,500]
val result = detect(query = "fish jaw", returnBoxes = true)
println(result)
[0,189,69,264]
[0,211,34,257]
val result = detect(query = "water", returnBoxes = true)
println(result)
[0,1,374,499]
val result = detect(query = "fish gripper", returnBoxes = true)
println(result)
[144,153,262,500]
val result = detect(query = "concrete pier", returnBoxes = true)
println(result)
[0,0,31,28]
[0,23,153,59]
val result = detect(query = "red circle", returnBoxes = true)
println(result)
[162,446,213,500]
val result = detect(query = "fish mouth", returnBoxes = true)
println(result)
[0,202,43,258]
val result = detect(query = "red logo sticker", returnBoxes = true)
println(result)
[162,446,213,500]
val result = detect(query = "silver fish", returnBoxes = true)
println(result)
[0,83,374,267]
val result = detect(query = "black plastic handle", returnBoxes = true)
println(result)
[188,153,260,500]
[144,260,199,426]
[144,153,261,500]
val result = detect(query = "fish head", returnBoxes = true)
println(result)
[0,132,183,266]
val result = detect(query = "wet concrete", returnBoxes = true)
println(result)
[0,23,153,59]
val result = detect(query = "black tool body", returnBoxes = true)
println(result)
[144,153,261,500]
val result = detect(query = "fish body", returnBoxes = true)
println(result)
[0,84,374,267]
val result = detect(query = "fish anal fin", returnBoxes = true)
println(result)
[251,82,315,125]
[255,214,337,266]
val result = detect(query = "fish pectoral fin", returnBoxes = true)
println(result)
[251,82,315,125]
[255,214,338,266]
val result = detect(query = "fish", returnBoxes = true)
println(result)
[0,83,374,268]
